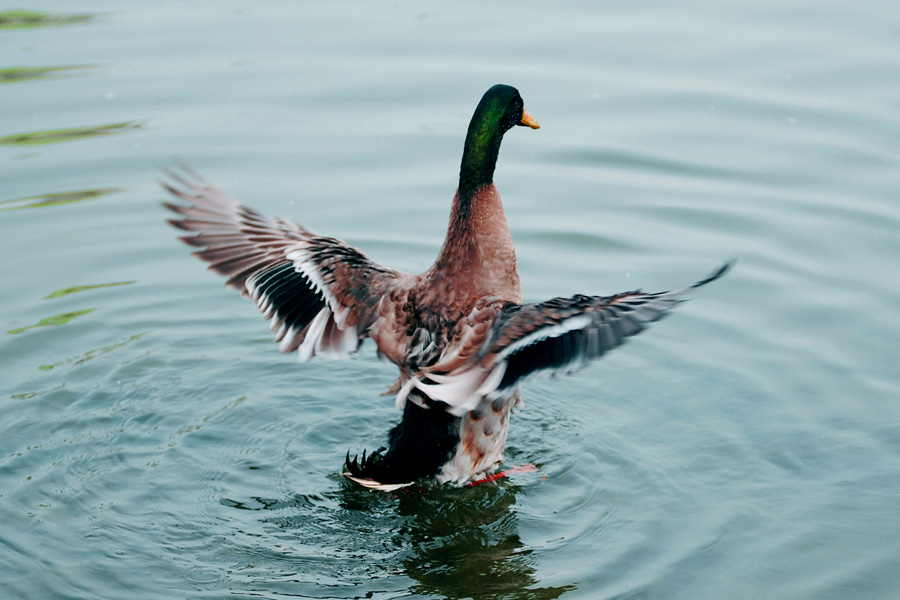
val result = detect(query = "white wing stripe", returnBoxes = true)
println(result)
[495,314,592,361]
[286,247,342,316]
[297,308,330,362]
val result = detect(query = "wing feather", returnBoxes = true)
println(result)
[410,262,732,416]
[163,165,403,360]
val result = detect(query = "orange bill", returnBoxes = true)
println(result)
[519,109,540,129]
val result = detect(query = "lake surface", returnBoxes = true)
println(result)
[2,2,899,599]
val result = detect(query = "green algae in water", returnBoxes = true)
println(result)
[0,10,92,29]
[0,122,141,146]
[173,397,247,436]
[0,187,123,211]
[38,332,149,371]
[45,281,136,299]
[7,309,96,335]
[0,65,94,84]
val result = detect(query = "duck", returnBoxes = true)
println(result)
[163,84,730,491]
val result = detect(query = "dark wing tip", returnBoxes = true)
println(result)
[482,261,735,396]
[171,159,205,183]
[166,218,193,232]
[691,259,735,289]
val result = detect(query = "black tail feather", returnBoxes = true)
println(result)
[343,392,461,484]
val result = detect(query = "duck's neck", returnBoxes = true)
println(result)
[433,184,521,303]
[457,99,507,215]
[429,99,520,303]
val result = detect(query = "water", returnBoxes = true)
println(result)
[2,1,899,598]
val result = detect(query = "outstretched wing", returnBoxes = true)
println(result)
[162,165,403,360]
[410,262,732,416]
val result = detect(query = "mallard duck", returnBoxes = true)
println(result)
[164,84,730,491]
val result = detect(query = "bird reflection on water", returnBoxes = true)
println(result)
[220,480,574,599]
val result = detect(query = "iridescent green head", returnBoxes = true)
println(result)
[459,85,539,201]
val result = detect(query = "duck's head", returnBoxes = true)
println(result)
[459,85,539,198]
[473,84,540,134]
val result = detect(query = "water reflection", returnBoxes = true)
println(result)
[390,486,575,600]
[229,481,574,599]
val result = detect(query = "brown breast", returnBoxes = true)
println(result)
[372,184,521,370]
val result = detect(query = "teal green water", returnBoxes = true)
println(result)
[3,2,899,599]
